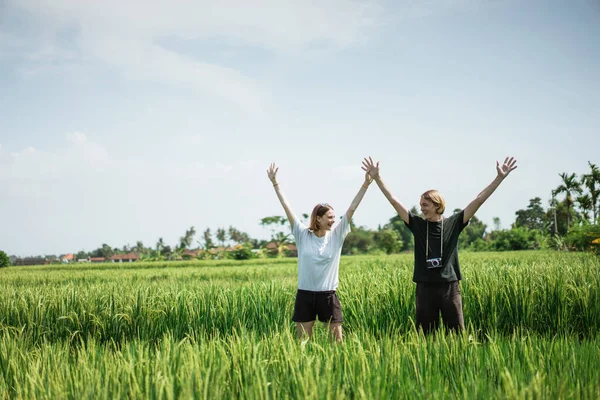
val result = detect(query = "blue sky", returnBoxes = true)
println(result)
[1,0,599,256]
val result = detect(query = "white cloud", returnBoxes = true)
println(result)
[66,132,87,144]
[5,0,383,113]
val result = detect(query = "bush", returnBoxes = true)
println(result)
[0,251,10,268]
[374,229,402,254]
[487,227,542,251]
[564,224,600,253]
[227,244,257,260]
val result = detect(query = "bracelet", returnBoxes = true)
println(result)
[362,184,369,189]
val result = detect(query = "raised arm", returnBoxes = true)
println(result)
[344,167,373,221]
[463,156,518,224]
[267,163,296,228]
[363,157,409,224]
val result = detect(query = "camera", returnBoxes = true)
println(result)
[426,258,443,269]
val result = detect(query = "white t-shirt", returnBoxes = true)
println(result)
[291,215,351,291]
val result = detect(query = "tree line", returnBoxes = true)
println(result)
[1,161,598,267]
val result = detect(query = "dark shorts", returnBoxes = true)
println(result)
[415,281,464,334]
[292,289,343,323]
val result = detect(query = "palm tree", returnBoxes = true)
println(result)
[576,194,593,223]
[216,227,226,248]
[582,162,600,222]
[202,228,214,250]
[551,190,558,234]
[133,241,145,255]
[179,226,196,250]
[555,173,582,229]
[155,238,165,255]
[268,232,292,257]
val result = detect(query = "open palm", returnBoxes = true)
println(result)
[267,163,279,184]
[362,157,380,179]
[497,156,518,178]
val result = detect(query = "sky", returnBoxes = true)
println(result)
[1,0,599,257]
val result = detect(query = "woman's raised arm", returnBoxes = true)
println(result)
[267,163,296,228]
[363,157,410,224]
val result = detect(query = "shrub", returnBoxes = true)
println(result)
[564,224,600,253]
[0,251,10,268]
[227,244,257,260]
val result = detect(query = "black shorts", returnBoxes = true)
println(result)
[415,281,464,334]
[292,289,343,323]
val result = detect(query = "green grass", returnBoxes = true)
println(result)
[0,251,599,399]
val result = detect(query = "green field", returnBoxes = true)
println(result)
[1,251,599,399]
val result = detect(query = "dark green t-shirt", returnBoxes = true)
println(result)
[404,210,469,283]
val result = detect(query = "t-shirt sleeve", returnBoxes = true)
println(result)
[333,215,351,246]
[405,212,416,232]
[454,210,469,233]
[291,217,308,242]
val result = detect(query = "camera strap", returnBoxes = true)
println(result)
[426,218,443,260]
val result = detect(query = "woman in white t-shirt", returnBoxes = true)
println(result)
[267,161,372,342]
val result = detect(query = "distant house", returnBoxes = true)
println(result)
[60,253,74,264]
[110,253,140,263]
[265,242,298,257]
[182,249,199,260]
[90,257,106,263]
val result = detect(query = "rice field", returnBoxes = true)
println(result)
[0,251,599,399]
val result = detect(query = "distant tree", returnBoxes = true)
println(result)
[161,245,172,257]
[514,197,546,231]
[179,226,196,250]
[488,227,541,251]
[261,216,287,227]
[493,217,501,231]
[564,224,600,252]
[384,206,418,251]
[202,228,214,249]
[133,241,146,255]
[576,194,593,223]
[100,244,114,259]
[453,208,487,250]
[0,251,10,268]
[155,238,165,253]
[342,225,376,255]
[302,213,310,224]
[545,199,574,236]
[555,173,582,229]
[228,226,250,244]
[374,229,402,254]
[76,250,88,260]
[216,228,226,247]
[269,231,293,257]
[581,162,600,222]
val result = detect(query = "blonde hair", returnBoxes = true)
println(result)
[309,203,334,231]
[421,190,446,214]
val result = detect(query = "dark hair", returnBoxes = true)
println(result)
[309,203,334,231]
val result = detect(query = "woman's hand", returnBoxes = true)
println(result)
[267,163,279,185]
[362,157,380,180]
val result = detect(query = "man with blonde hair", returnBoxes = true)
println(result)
[363,156,518,334]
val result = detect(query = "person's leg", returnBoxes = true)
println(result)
[416,283,440,335]
[293,290,317,339]
[327,322,343,342]
[440,281,465,333]
[317,292,344,343]
[296,321,315,339]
